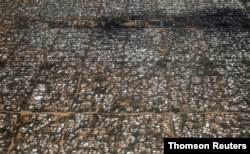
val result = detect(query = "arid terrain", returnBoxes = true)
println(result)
[0,0,249,153]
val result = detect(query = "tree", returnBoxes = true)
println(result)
[171,108,180,113]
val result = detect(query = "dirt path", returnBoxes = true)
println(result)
[7,136,15,154]
[2,110,244,116]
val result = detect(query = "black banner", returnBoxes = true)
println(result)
[164,138,250,154]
